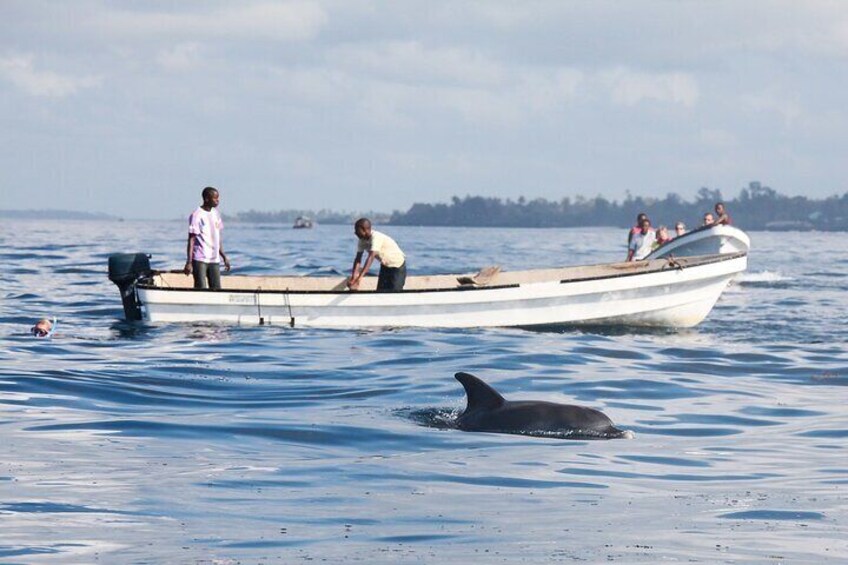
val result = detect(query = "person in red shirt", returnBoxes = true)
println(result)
[627,212,649,246]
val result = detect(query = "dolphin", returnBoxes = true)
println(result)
[454,372,633,440]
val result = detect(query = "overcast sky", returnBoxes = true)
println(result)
[1,1,846,218]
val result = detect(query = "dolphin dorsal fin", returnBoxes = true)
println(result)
[455,372,506,412]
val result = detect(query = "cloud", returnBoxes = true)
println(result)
[419,68,583,126]
[320,41,583,125]
[0,54,100,97]
[260,44,583,127]
[321,40,693,125]
[91,2,327,41]
[599,67,699,108]
[725,6,848,59]
[1,0,845,216]
[329,41,506,88]
[741,91,803,128]
[699,128,738,148]
[157,42,203,71]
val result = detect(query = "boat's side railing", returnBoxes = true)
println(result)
[135,252,746,295]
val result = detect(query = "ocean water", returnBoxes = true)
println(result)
[1,220,846,563]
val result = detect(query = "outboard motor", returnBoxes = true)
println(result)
[108,253,151,321]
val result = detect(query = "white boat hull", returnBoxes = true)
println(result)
[134,254,747,329]
[648,225,750,259]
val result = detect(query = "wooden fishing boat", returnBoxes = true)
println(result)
[108,252,747,329]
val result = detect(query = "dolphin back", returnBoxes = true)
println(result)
[453,372,634,440]
[455,372,506,414]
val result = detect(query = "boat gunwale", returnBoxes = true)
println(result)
[558,250,744,284]
[646,223,750,259]
[136,252,747,296]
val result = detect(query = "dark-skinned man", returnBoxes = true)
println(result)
[347,218,406,292]
[184,186,230,290]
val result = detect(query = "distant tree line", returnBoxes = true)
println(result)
[230,209,391,225]
[388,182,848,231]
[0,209,117,220]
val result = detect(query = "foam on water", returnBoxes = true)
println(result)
[736,270,793,283]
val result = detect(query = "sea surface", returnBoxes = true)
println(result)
[1,220,846,563]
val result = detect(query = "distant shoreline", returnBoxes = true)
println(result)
[5,181,847,232]
[387,183,848,232]
[1,213,841,232]
[0,209,119,221]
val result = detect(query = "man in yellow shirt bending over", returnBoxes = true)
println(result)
[347,218,406,292]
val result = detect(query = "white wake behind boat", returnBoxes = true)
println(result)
[647,224,750,259]
[108,252,747,329]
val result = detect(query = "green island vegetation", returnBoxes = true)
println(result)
[388,182,848,231]
[233,182,846,230]
[7,182,843,230]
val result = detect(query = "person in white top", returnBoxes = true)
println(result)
[626,217,656,261]
[347,218,406,291]
[184,186,230,289]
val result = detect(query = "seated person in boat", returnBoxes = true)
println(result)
[627,212,649,245]
[626,217,656,261]
[348,218,406,292]
[654,225,672,248]
[674,221,687,237]
[713,202,732,225]
[184,186,230,290]
[702,212,715,226]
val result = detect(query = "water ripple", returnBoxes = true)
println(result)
[1,222,846,563]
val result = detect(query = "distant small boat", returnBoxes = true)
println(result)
[293,216,314,229]
[648,225,750,259]
[107,252,747,329]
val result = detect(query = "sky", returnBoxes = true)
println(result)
[1,1,847,218]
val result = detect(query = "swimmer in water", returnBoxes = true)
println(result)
[31,318,53,337]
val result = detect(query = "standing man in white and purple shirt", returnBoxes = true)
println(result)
[184,186,230,289]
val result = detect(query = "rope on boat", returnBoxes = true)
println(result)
[664,255,684,271]
[285,288,295,328]
[255,287,264,325]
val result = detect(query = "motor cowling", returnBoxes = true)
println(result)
[108,253,151,321]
